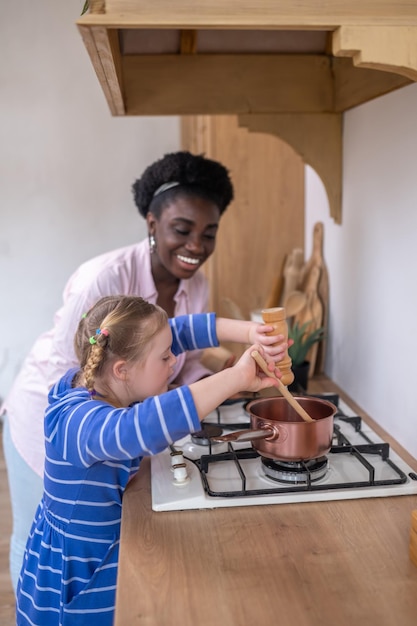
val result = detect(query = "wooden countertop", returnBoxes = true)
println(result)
[114,377,417,626]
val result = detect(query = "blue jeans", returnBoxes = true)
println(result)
[2,414,43,593]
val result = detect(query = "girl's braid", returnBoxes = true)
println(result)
[83,331,110,394]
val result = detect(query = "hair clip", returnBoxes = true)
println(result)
[89,336,97,345]
[81,313,87,319]
[95,327,109,337]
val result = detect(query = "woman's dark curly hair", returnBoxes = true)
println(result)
[132,151,234,219]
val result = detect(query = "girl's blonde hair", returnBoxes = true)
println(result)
[74,296,168,394]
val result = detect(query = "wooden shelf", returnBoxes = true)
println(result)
[77,1,417,223]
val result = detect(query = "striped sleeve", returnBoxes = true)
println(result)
[46,386,201,467]
[169,312,218,355]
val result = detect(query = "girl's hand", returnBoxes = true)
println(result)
[247,323,293,362]
[233,344,282,393]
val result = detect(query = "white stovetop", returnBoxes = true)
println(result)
[151,397,417,512]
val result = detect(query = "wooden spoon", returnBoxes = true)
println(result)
[284,290,307,318]
[251,350,315,423]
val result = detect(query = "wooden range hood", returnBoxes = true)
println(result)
[77,1,417,223]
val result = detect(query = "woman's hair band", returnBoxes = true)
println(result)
[152,181,180,198]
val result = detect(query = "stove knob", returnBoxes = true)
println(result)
[172,462,190,486]
[170,450,184,471]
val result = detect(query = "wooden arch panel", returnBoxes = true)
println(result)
[239,113,343,224]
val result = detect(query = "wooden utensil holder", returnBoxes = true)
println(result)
[261,307,294,386]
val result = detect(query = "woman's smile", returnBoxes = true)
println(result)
[176,253,201,267]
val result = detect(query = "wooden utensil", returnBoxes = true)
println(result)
[284,290,307,318]
[294,265,323,376]
[300,222,329,374]
[251,350,315,423]
[221,297,245,320]
[281,248,305,305]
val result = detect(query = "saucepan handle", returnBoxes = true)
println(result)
[211,428,275,443]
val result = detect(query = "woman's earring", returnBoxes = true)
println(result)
[149,234,156,253]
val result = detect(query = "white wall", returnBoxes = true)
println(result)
[306,82,417,459]
[0,1,180,398]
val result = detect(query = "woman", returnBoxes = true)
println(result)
[1,150,235,591]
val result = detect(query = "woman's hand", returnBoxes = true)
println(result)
[247,323,293,362]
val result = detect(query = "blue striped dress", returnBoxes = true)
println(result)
[16,313,217,625]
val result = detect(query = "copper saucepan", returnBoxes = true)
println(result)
[211,397,337,461]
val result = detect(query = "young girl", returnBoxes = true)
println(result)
[16,296,284,626]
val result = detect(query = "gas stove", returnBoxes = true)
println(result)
[151,394,417,511]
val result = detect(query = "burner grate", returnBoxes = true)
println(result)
[152,393,417,511]
[195,441,411,498]
[202,397,254,430]
[191,392,417,499]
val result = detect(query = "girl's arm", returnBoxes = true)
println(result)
[169,313,290,363]
[188,343,279,418]
[215,317,289,361]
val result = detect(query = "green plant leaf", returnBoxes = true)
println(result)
[288,321,325,366]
